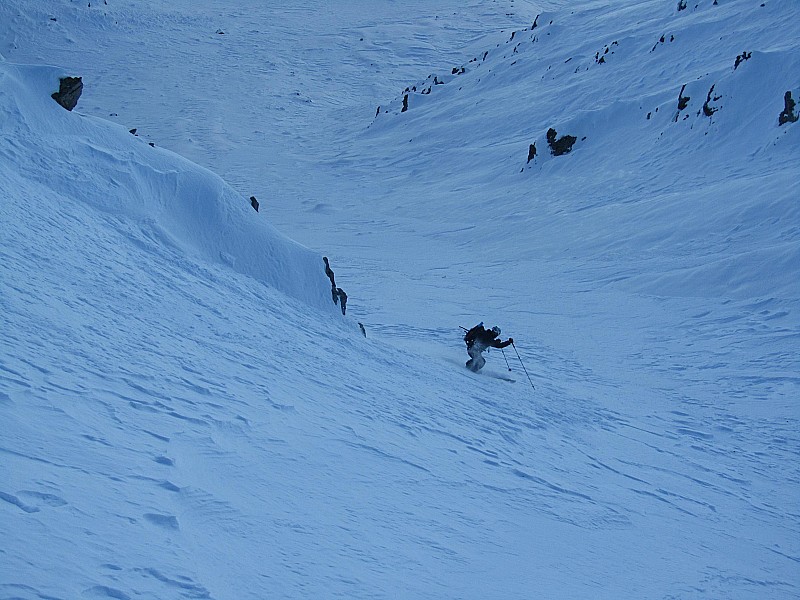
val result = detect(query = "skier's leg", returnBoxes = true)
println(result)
[466,346,485,372]
[466,346,479,371]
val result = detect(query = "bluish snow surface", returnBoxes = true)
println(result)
[1,1,798,598]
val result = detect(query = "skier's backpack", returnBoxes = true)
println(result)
[464,322,485,348]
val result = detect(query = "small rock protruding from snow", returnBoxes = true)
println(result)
[675,83,691,121]
[778,91,799,125]
[50,76,83,111]
[527,142,537,163]
[546,127,577,156]
[734,51,752,70]
[702,84,721,117]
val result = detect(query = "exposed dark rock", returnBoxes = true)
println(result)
[677,84,690,111]
[323,256,348,315]
[734,51,751,69]
[527,143,537,163]
[250,196,259,212]
[652,34,676,52]
[546,128,577,156]
[336,288,347,315]
[702,84,721,117]
[401,94,408,113]
[50,76,83,111]
[594,42,618,64]
[129,128,138,136]
[677,0,687,10]
[323,256,337,304]
[779,91,799,125]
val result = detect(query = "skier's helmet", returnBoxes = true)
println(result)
[491,326,501,335]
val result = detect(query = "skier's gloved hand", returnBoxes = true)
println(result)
[509,338,514,344]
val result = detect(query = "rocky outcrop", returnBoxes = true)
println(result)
[702,84,720,117]
[677,84,690,111]
[51,76,83,111]
[778,91,798,125]
[546,128,577,156]
[734,51,751,70]
[527,143,537,163]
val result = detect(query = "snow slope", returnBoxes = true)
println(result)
[0,60,333,310]
[1,0,798,598]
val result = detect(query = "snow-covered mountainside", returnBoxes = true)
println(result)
[0,62,332,309]
[1,0,798,598]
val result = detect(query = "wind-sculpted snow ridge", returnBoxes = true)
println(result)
[0,61,333,312]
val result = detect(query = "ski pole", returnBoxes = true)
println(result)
[500,347,512,371]
[512,341,535,390]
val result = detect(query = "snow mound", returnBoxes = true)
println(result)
[0,60,333,311]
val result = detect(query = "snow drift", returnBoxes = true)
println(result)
[0,60,333,312]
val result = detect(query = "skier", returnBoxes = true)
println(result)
[463,322,513,372]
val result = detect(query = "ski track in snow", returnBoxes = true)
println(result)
[1,0,799,598]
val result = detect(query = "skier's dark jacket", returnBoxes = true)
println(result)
[464,324,512,351]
